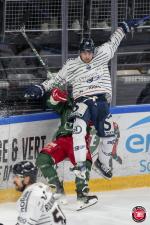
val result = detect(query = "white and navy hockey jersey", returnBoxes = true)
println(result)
[16,183,66,225]
[42,28,125,100]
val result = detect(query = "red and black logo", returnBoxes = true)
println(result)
[132,206,146,223]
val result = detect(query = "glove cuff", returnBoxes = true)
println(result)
[49,95,59,105]
[118,21,130,33]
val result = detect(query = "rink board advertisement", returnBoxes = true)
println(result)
[0,104,150,195]
[0,113,60,189]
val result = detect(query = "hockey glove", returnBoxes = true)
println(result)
[51,87,68,103]
[119,15,150,33]
[24,84,45,99]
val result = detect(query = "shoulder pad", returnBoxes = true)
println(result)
[67,57,76,62]
[63,57,76,66]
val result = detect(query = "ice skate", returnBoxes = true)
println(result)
[76,192,98,211]
[93,158,112,180]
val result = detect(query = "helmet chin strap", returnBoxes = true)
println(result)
[20,181,27,192]
[19,176,29,192]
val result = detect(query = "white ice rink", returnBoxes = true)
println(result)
[0,187,150,225]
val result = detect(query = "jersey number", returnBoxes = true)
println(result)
[52,206,66,224]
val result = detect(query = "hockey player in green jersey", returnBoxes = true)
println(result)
[36,87,98,211]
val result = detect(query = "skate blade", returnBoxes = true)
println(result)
[92,165,112,181]
[76,198,98,211]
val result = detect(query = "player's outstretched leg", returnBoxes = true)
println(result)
[76,189,98,211]
[74,160,98,210]
[93,137,114,180]
[76,182,98,211]
[36,153,65,199]
[93,157,112,180]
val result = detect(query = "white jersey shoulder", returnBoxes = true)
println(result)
[18,182,52,202]
[65,57,76,64]
[16,182,65,225]
[63,57,81,72]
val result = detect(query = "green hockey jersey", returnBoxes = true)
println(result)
[47,96,73,138]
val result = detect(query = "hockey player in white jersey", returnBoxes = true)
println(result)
[12,161,66,225]
[25,16,150,180]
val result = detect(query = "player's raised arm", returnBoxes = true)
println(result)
[100,27,125,60]
[119,15,150,33]
[98,15,150,61]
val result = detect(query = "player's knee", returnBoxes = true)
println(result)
[86,160,92,171]
[98,114,116,138]
[36,153,54,169]
[70,102,89,121]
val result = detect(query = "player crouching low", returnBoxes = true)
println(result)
[13,161,66,225]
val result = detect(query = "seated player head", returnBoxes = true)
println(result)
[12,161,38,192]
[79,38,95,63]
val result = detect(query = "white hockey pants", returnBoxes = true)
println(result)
[73,118,87,163]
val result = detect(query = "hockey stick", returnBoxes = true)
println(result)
[136,15,150,26]
[17,1,53,80]
[82,0,92,39]
[130,15,150,30]
[20,25,53,79]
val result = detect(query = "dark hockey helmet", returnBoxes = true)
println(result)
[79,38,95,53]
[13,161,38,180]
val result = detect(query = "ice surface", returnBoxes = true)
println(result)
[0,188,150,225]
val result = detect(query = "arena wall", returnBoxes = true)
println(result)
[0,104,150,202]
